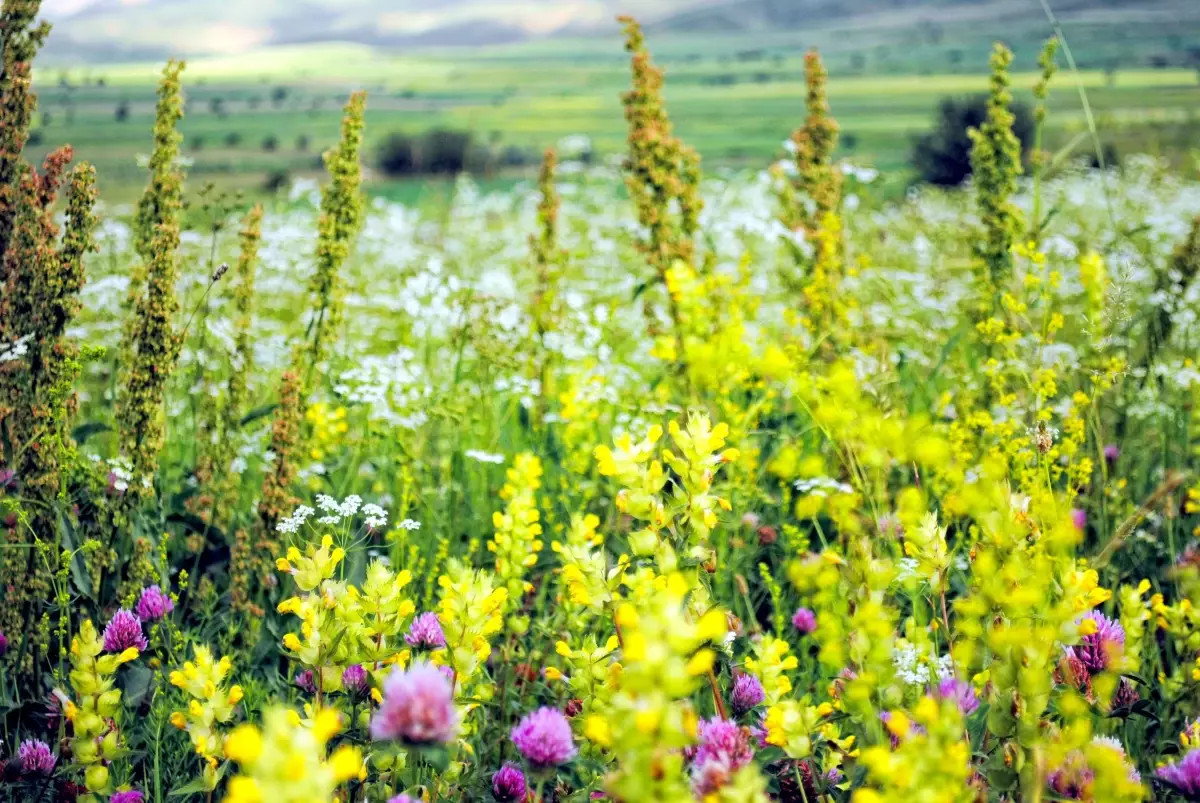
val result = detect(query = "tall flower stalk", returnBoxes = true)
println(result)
[530,148,561,427]
[0,0,99,678]
[969,43,1023,303]
[302,90,366,385]
[116,60,187,489]
[619,16,702,381]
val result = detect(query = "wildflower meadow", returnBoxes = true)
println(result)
[3,2,1200,802]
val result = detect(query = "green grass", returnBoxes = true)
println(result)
[30,36,1200,200]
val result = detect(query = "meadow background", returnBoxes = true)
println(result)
[30,0,1200,201]
[3,1,1200,802]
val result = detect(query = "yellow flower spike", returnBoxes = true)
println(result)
[685,649,715,676]
[224,725,263,764]
[584,715,611,746]
[226,777,264,803]
[328,746,363,782]
[884,711,910,739]
[169,712,187,730]
[544,667,564,681]
[229,685,245,705]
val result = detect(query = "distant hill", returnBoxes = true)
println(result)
[40,0,1200,66]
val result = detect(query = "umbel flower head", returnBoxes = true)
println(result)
[18,739,56,775]
[135,585,174,621]
[491,763,527,802]
[511,706,577,768]
[404,611,446,650]
[103,609,148,652]
[370,660,458,745]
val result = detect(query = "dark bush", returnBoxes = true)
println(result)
[376,132,418,177]
[224,131,242,148]
[262,135,279,152]
[115,100,129,122]
[296,134,311,152]
[262,169,291,194]
[910,95,1035,186]
[424,128,472,174]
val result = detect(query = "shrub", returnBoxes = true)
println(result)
[262,134,279,152]
[911,94,1034,186]
[424,127,472,174]
[376,131,417,177]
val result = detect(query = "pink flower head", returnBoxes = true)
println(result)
[690,718,755,796]
[510,706,576,768]
[730,672,765,715]
[1070,611,1125,674]
[18,739,56,775]
[370,661,457,745]
[1103,444,1120,464]
[0,631,7,656]
[111,793,145,803]
[405,612,446,650]
[791,607,817,634]
[102,609,147,653]
[387,797,419,803]
[342,664,369,696]
[1070,508,1087,532]
[491,763,528,802]
[135,585,174,621]
[294,670,316,694]
[1158,748,1200,796]
[1047,750,1094,799]
[935,677,979,716]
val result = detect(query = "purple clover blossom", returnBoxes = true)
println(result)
[1047,751,1093,799]
[791,607,817,634]
[510,706,577,768]
[934,677,980,716]
[111,793,145,803]
[491,763,528,802]
[294,669,316,694]
[404,612,446,650]
[342,664,369,696]
[1070,508,1087,532]
[0,630,8,656]
[102,609,147,653]
[370,661,458,745]
[730,673,765,716]
[18,740,56,775]
[1103,444,1120,465]
[0,468,14,490]
[690,718,755,796]
[1158,748,1200,795]
[1070,611,1125,674]
[387,797,419,803]
[135,585,174,621]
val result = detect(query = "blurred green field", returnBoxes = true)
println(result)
[30,36,1200,200]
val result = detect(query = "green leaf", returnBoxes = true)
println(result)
[240,403,279,427]
[72,420,112,444]
[120,663,155,710]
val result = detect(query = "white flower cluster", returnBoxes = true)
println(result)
[277,505,315,535]
[465,449,505,464]
[0,334,32,363]
[396,518,421,531]
[362,503,388,530]
[892,641,955,687]
[793,476,856,497]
